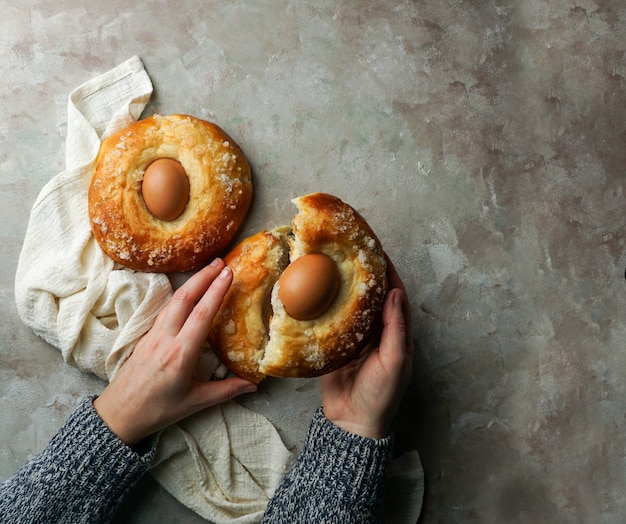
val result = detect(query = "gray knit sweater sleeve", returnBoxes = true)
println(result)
[262,406,393,523]
[0,397,156,524]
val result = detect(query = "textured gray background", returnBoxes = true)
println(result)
[2,1,626,522]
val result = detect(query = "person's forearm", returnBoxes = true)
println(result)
[262,406,393,523]
[0,397,156,524]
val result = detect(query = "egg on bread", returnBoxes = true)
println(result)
[88,114,252,273]
[209,193,387,382]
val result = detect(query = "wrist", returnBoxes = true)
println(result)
[331,421,388,440]
[323,409,389,440]
[93,394,147,447]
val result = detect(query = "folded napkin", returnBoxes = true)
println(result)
[14,56,293,523]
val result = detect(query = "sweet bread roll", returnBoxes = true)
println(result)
[209,193,387,382]
[88,114,252,272]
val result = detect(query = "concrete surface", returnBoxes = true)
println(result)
[2,1,626,522]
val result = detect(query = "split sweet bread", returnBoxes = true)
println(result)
[209,193,388,382]
[88,114,252,272]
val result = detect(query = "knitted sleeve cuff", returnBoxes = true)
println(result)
[43,396,157,515]
[58,395,158,476]
[262,406,393,523]
[304,406,393,502]
[0,396,156,524]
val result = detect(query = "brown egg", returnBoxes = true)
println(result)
[278,253,341,320]
[141,158,190,221]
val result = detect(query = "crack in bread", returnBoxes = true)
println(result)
[209,193,387,382]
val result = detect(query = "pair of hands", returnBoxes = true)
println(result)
[94,257,413,446]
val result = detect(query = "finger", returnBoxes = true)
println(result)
[384,254,413,354]
[378,288,409,369]
[190,376,257,409]
[155,259,225,334]
[177,265,233,358]
[384,253,407,294]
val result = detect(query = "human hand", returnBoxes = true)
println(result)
[321,256,413,439]
[94,259,257,446]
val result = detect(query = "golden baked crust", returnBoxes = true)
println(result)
[209,228,290,382]
[209,193,387,382]
[88,114,252,272]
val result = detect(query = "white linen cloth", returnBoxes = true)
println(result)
[14,56,293,523]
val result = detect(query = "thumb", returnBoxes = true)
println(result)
[191,377,258,409]
[379,289,407,357]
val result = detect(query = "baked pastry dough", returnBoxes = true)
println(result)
[88,114,252,272]
[209,193,388,382]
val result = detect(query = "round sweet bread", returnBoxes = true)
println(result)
[88,114,252,272]
[209,193,388,382]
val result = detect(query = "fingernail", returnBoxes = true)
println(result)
[210,258,222,267]
[393,289,403,305]
[243,384,257,394]
[219,266,232,279]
